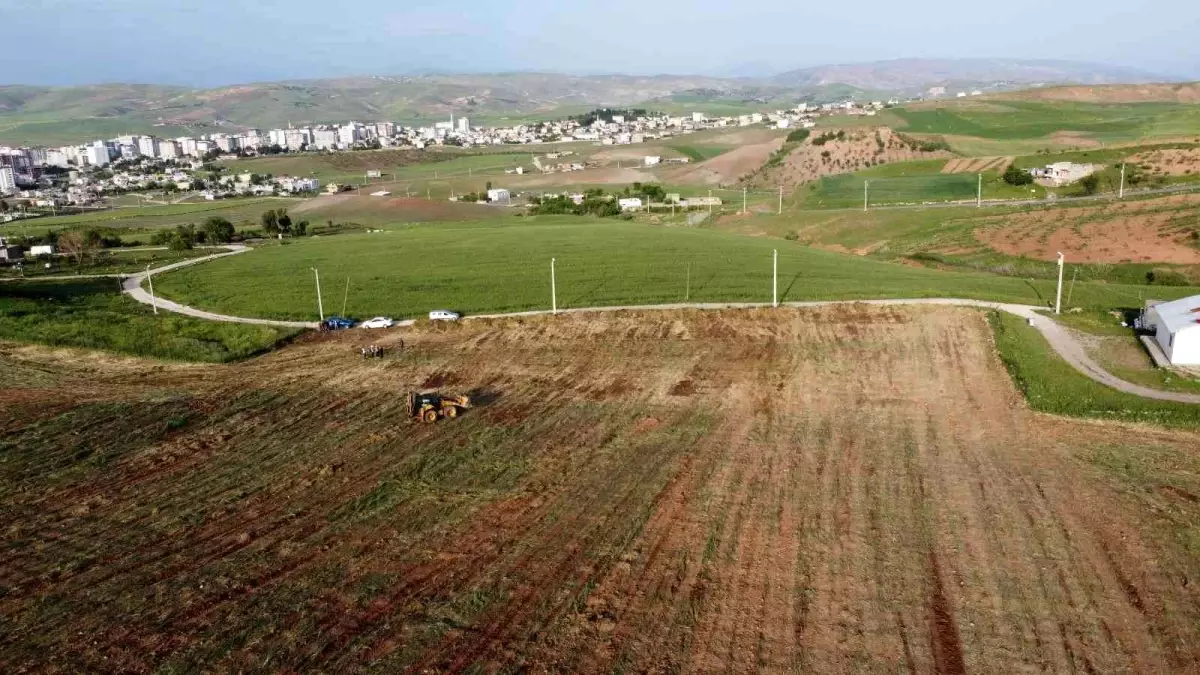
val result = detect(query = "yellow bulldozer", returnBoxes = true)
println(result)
[407,391,471,423]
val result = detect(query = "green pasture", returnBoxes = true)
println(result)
[893,101,1200,144]
[0,279,299,362]
[151,217,1200,322]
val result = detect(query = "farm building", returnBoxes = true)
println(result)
[618,197,643,211]
[1145,295,1200,365]
[487,188,511,203]
[0,237,22,261]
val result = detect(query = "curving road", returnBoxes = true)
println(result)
[120,244,318,329]
[116,250,1200,404]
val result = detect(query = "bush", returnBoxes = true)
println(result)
[1146,269,1192,286]
[1079,174,1101,196]
[1002,164,1034,186]
[786,129,810,143]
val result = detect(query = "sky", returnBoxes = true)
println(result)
[1,0,1197,86]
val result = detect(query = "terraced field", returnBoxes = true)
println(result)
[2,306,1200,671]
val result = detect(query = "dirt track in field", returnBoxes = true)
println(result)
[2,307,1200,672]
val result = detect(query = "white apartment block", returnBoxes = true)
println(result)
[215,135,239,153]
[457,117,470,133]
[0,167,16,193]
[138,136,159,158]
[84,143,110,166]
[284,128,311,151]
[313,129,339,150]
[337,125,358,146]
[268,129,288,148]
[158,140,179,159]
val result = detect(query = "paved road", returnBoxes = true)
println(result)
[120,245,318,329]
[107,253,1200,404]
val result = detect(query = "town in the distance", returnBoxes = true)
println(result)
[0,99,903,213]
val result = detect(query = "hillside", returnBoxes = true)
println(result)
[991,82,1200,103]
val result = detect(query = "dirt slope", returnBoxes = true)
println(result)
[3,307,1200,672]
[743,127,954,188]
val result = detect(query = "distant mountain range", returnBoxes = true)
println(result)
[0,59,1186,146]
[769,58,1170,92]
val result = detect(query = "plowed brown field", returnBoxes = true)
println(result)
[972,194,1200,264]
[2,307,1200,672]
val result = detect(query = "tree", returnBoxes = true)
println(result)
[1080,174,1100,196]
[276,209,292,235]
[203,216,236,244]
[261,209,280,235]
[1002,164,1033,186]
[294,220,309,236]
[57,231,96,266]
[0,199,7,212]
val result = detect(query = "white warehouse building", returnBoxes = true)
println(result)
[1146,295,1200,365]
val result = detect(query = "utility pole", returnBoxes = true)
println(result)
[1054,252,1064,315]
[1119,162,1126,199]
[778,186,783,214]
[977,173,982,207]
[742,187,747,215]
[772,249,778,308]
[312,267,324,321]
[342,277,350,316]
[685,262,691,302]
[550,258,557,315]
[864,181,869,212]
[146,264,157,315]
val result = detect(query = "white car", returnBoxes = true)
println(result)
[428,310,461,322]
[359,317,395,329]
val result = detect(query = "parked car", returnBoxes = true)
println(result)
[320,316,356,331]
[428,310,461,322]
[360,317,395,329]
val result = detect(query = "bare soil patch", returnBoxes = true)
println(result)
[3,307,1200,672]
[663,138,784,187]
[970,194,1200,264]
[942,156,1012,173]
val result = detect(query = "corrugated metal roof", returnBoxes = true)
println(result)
[1152,294,1200,334]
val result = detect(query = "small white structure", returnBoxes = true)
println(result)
[30,244,55,256]
[644,156,661,167]
[487,188,511,203]
[618,197,643,211]
[1146,296,1200,365]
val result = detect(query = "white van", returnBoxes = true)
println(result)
[429,310,461,322]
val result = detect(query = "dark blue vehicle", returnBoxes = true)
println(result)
[320,316,356,331]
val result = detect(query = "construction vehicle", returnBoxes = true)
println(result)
[407,391,471,423]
